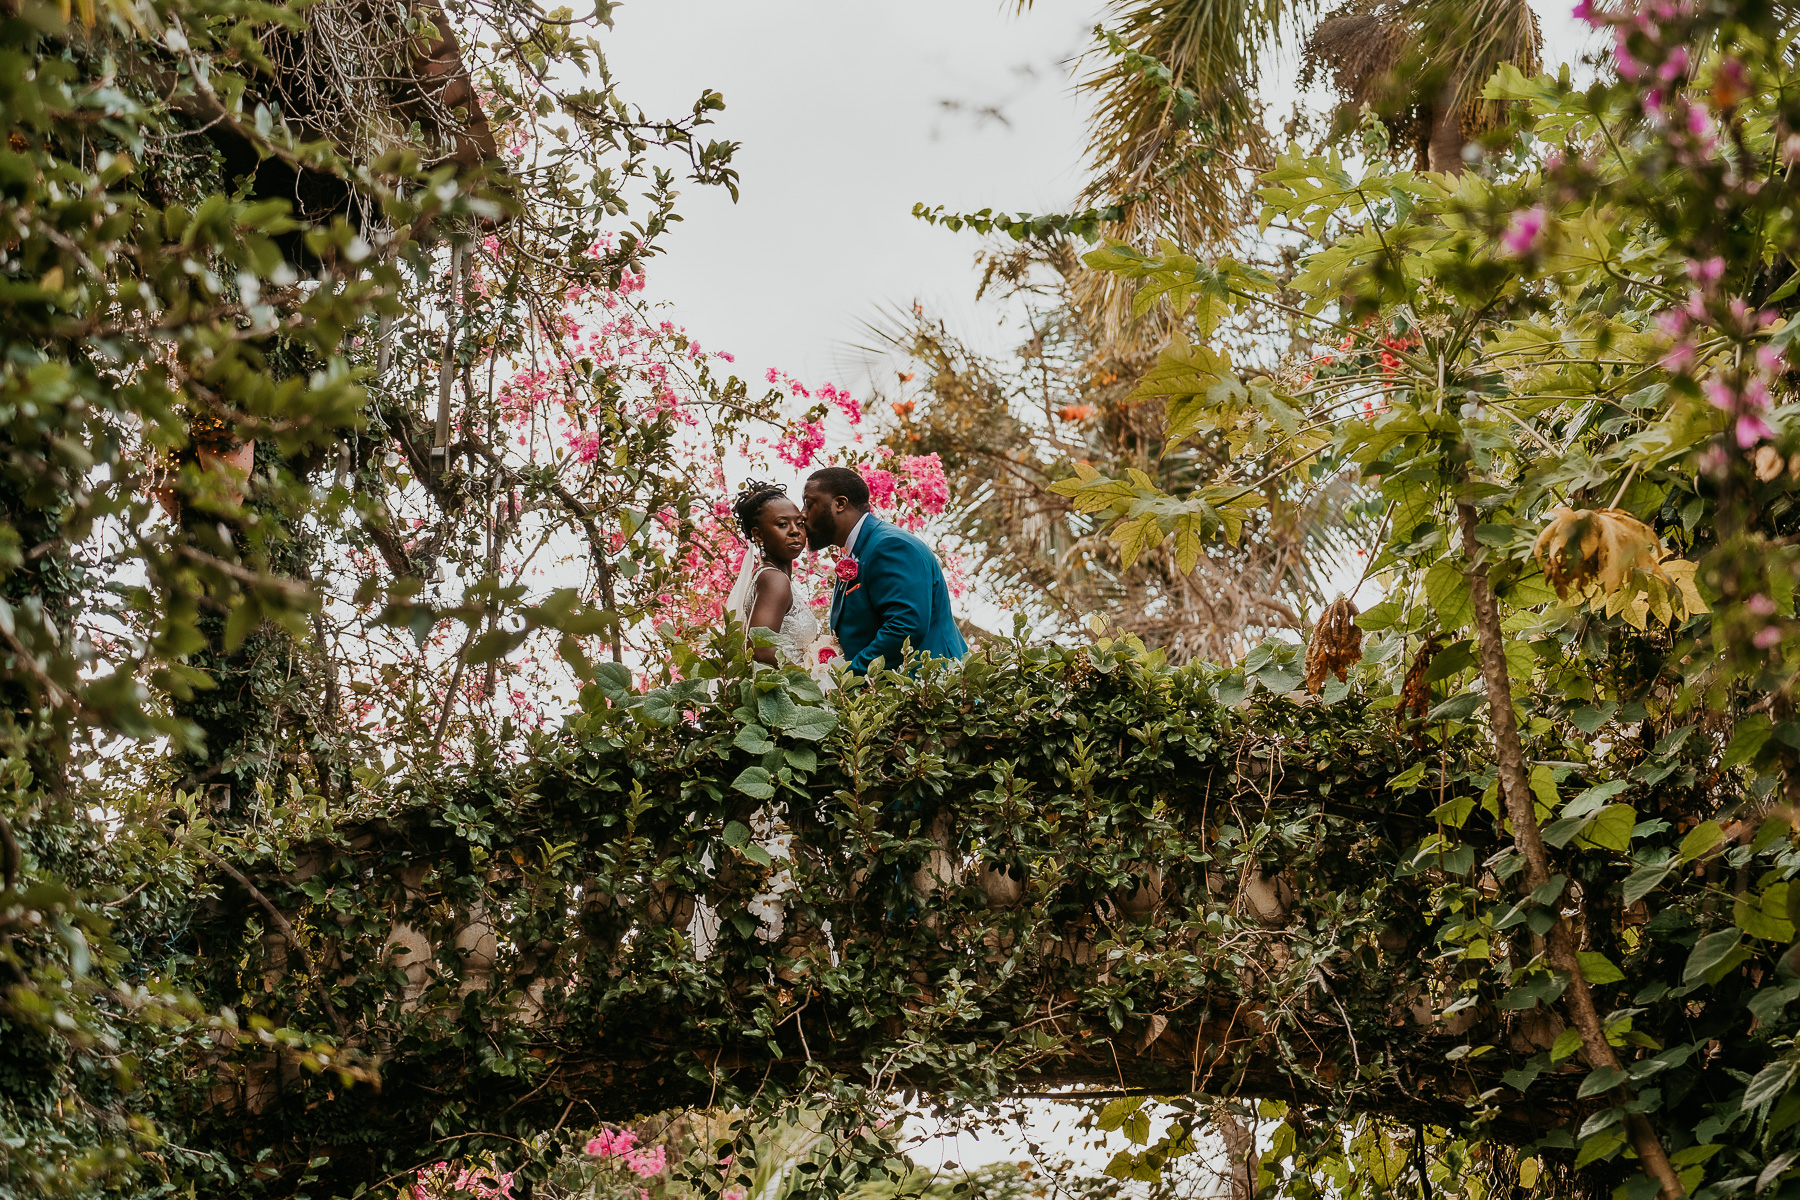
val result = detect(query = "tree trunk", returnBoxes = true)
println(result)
[1426,101,1465,174]
[1218,1113,1259,1200]
[1456,499,1683,1199]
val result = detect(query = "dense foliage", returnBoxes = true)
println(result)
[13,0,1800,1196]
[1043,0,1800,1193]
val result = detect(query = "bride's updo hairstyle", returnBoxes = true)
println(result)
[731,479,788,541]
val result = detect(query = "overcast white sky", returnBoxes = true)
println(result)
[604,1,1597,398]
[604,0,1098,389]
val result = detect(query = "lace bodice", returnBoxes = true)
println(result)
[743,566,820,665]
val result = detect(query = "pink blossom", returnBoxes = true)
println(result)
[587,1129,640,1159]
[568,430,601,463]
[860,467,898,507]
[820,382,864,425]
[1738,413,1777,447]
[1755,625,1784,649]
[775,420,827,468]
[1500,206,1546,256]
[1748,593,1778,616]
[624,1145,666,1178]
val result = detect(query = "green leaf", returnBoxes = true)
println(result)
[1734,884,1796,942]
[1565,779,1630,819]
[1723,714,1774,769]
[1741,1058,1799,1111]
[730,768,775,800]
[1574,1132,1624,1168]
[722,820,752,848]
[783,705,838,741]
[1622,859,1674,905]
[1680,821,1723,862]
[1430,797,1476,828]
[1577,1066,1628,1097]
[1550,1026,1584,1062]
[1757,1150,1800,1196]
[734,724,774,755]
[1390,762,1428,790]
[1426,692,1483,721]
[1576,805,1636,852]
[591,661,634,702]
[756,689,799,729]
[1097,1096,1144,1132]
[637,689,679,726]
[1424,558,1475,631]
[1578,951,1625,984]
[1684,929,1745,984]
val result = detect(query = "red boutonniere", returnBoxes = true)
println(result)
[835,557,859,583]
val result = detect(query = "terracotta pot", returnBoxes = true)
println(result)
[196,440,256,503]
[971,860,1024,908]
[1115,863,1164,920]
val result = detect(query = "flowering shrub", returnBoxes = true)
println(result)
[413,1158,517,1200]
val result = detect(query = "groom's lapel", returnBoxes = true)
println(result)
[830,517,876,629]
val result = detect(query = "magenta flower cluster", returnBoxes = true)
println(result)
[585,1127,667,1178]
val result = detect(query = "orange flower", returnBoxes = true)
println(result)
[1057,404,1094,422]
[891,400,915,417]
[897,371,916,382]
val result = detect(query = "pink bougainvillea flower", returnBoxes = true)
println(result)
[1755,625,1784,649]
[859,466,898,507]
[586,1129,639,1158]
[1737,412,1776,447]
[1500,206,1546,256]
[625,1145,666,1178]
[1748,593,1778,616]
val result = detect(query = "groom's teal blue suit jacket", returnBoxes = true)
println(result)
[830,515,968,673]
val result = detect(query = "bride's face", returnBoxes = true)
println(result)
[753,497,807,565]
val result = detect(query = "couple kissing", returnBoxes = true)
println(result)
[725,466,967,676]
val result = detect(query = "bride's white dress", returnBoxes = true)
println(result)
[689,565,820,958]
[743,564,821,667]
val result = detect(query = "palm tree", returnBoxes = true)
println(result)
[1019,0,1541,334]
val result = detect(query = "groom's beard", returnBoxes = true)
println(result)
[804,520,835,553]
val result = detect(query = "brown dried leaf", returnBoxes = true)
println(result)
[1304,596,1363,694]
[1398,635,1444,723]
[1531,506,1662,600]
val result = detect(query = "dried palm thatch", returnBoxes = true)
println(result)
[255,0,496,222]
[863,243,1368,665]
[1301,0,1541,171]
[272,1,490,156]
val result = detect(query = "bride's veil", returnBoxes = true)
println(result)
[724,539,759,641]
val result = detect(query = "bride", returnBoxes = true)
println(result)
[725,479,831,670]
[692,480,833,960]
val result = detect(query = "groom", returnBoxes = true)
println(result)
[802,466,968,673]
